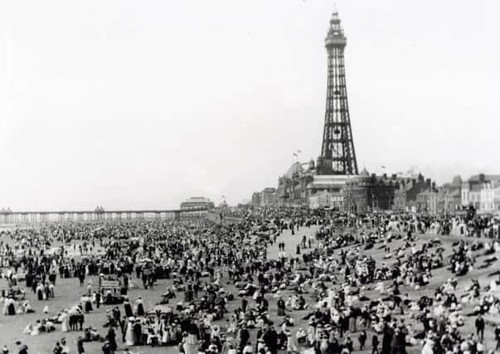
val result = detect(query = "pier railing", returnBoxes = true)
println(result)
[0,208,209,225]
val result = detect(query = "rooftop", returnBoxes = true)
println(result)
[182,197,212,203]
[469,174,500,182]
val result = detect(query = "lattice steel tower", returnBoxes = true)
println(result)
[317,10,358,175]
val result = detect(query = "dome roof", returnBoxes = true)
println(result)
[285,162,304,178]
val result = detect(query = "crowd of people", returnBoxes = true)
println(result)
[1,208,500,354]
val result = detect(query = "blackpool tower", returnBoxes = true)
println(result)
[317,10,358,176]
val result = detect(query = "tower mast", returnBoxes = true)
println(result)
[317,9,358,175]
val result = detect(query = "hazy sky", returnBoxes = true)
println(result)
[1,0,499,211]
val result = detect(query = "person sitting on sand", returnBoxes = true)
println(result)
[17,300,35,314]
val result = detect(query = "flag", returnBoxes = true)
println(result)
[297,149,302,153]
[381,166,386,169]
[293,152,298,157]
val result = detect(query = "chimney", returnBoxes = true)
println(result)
[383,173,387,179]
[391,174,397,180]
[479,173,485,182]
[426,179,431,186]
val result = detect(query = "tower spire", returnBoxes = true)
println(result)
[317,8,358,176]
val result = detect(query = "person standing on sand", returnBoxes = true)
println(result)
[86,281,92,297]
[106,326,117,352]
[123,298,133,318]
[358,330,367,350]
[77,336,85,354]
[475,315,485,342]
[277,297,286,317]
[381,324,392,354]
[60,310,70,333]
[94,291,101,309]
[372,334,379,354]
[134,297,144,317]
[238,323,250,348]
[78,270,85,287]
[495,324,500,351]
[125,318,136,346]
[183,321,199,354]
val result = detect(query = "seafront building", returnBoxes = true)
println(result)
[462,174,500,213]
[180,197,215,210]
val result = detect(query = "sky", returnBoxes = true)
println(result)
[0,0,499,211]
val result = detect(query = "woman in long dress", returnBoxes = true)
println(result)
[319,330,329,354]
[161,323,169,345]
[123,299,133,318]
[135,297,145,317]
[125,318,136,346]
[227,315,237,334]
[286,330,298,354]
[2,297,10,315]
[277,298,286,317]
[84,296,93,313]
[307,322,316,347]
[4,297,16,315]
[36,284,44,300]
[183,321,199,354]
[60,310,70,332]
[170,324,179,343]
